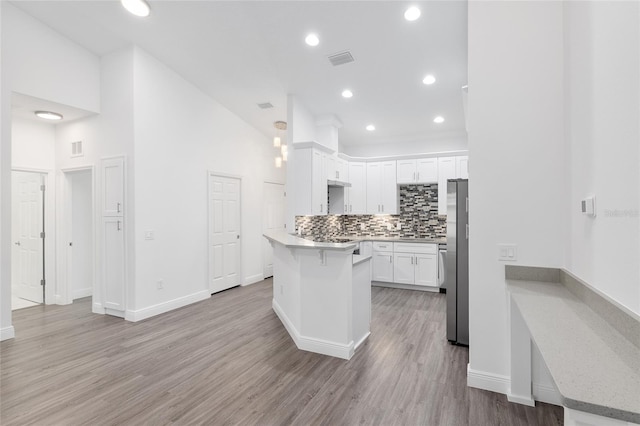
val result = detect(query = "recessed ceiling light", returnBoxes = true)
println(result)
[35,111,63,121]
[121,0,150,17]
[305,33,320,47]
[433,116,445,124]
[366,124,376,131]
[404,6,421,21]
[342,89,353,99]
[423,74,436,85]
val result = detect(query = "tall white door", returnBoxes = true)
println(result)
[11,171,44,303]
[103,217,125,312]
[68,170,93,301]
[262,182,285,278]
[209,175,241,293]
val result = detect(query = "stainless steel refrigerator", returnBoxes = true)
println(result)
[445,179,469,346]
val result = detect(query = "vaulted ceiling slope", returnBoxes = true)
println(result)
[10,1,468,147]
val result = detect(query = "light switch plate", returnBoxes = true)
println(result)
[144,230,155,240]
[498,244,517,261]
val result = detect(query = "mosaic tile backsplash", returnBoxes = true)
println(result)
[295,184,446,239]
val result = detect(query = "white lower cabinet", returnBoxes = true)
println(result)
[392,243,438,287]
[372,241,439,288]
[372,251,394,282]
[103,217,125,313]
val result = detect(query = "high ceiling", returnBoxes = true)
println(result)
[10,1,468,147]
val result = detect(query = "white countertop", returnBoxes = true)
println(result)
[507,279,640,423]
[263,230,358,251]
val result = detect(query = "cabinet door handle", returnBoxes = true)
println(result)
[345,204,348,212]
[320,204,323,213]
[413,172,416,181]
[381,204,384,212]
[117,202,121,213]
[417,172,420,181]
[117,220,121,231]
[389,255,392,263]
[350,205,352,212]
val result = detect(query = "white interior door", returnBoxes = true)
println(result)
[209,175,241,293]
[68,170,93,300]
[262,182,285,278]
[11,171,44,303]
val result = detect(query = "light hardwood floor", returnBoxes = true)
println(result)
[1,279,563,425]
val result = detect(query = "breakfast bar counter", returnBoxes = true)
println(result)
[263,230,372,360]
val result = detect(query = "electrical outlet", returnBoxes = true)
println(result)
[387,223,392,231]
[498,244,517,261]
[157,279,164,289]
[360,223,366,231]
[396,222,402,230]
[144,230,155,240]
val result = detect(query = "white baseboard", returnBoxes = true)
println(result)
[533,382,562,406]
[507,392,536,407]
[354,332,370,350]
[243,273,265,286]
[372,281,441,293]
[272,298,354,360]
[125,290,210,322]
[72,288,92,300]
[92,302,105,314]
[0,326,16,341]
[467,364,510,394]
[467,365,562,407]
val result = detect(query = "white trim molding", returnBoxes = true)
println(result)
[467,365,562,407]
[272,298,354,360]
[125,290,210,322]
[467,364,510,395]
[0,326,16,341]
[243,273,264,286]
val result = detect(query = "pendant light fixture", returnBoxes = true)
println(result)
[273,121,287,167]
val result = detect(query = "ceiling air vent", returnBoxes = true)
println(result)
[328,51,354,67]
[257,102,274,109]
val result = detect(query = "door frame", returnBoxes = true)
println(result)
[57,165,96,305]
[11,167,55,305]
[207,171,243,293]
[262,181,285,279]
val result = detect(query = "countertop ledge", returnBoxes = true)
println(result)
[506,267,640,424]
[352,255,372,266]
[263,231,357,251]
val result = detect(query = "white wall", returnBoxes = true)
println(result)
[341,133,468,158]
[288,95,317,144]
[1,2,100,339]
[564,1,640,314]
[132,47,285,313]
[70,170,93,299]
[467,0,565,391]
[55,47,136,313]
[11,117,56,170]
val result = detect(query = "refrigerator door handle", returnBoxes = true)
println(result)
[466,224,469,240]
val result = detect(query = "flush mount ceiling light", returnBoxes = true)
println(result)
[422,74,436,85]
[35,111,63,120]
[366,124,376,131]
[305,33,320,47]
[121,0,150,17]
[433,116,445,124]
[341,89,353,99]
[404,6,421,21]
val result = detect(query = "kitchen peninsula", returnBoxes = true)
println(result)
[263,230,372,360]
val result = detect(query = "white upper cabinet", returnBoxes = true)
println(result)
[397,158,438,183]
[397,159,417,183]
[437,157,457,215]
[416,158,439,183]
[456,156,469,179]
[102,157,124,217]
[336,158,348,181]
[347,162,367,214]
[293,147,329,216]
[366,161,397,214]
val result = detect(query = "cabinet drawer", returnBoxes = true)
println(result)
[393,242,437,254]
[372,241,393,251]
